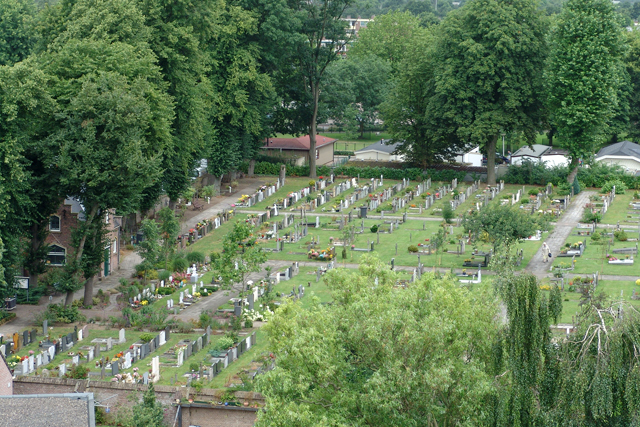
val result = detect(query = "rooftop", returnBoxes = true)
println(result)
[596,140,640,160]
[264,135,337,151]
[356,139,401,154]
[512,144,551,158]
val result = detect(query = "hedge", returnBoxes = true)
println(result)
[502,161,640,189]
[239,160,468,182]
[333,151,355,156]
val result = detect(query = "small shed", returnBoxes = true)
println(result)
[454,146,483,167]
[595,140,640,173]
[354,140,405,162]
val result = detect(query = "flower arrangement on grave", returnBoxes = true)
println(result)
[68,352,75,357]
[608,256,618,261]
[6,355,20,369]
[635,279,640,286]
[140,300,148,306]
[194,292,201,298]
[237,195,250,203]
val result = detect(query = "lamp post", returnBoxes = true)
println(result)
[501,133,506,158]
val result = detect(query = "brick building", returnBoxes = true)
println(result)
[45,198,121,278]
[0,353,12,396]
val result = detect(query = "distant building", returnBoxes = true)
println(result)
[511,144,569,167]
[45,198,121,277]
[262,135,337,166]
[595,140,640,173]
[454,146,483,167]
[354,140,405,162]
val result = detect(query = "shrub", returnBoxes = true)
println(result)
[186,251,205,265]
[244,319,253,328]
[156,287,174,295]
[172,257,188,272]
[370,225,378,233]
[601,179,627,194]
[64,364,90,379]
[213,336,234,351]
[209,252,220,263]
[408,245,419,253]
[158,270,171,281]
[44,304,86,324]
[528,188,540,196]
[200,185,217,198]
[140,333,155,343]
[582,212,602,223]
[614,230,628,241]
[442,204,454,224]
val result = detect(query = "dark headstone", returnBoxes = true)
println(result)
[30,329,37,344]
[94,343,100,358]
[111,360,119,376]
[165,326,170,341]
[23,331,29,346]
[149,340,155,353]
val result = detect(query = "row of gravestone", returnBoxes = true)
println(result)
[105,327,172,378]
[176,210,234,250]
[174,326,213,369]
[207,331,257,381]
[5,324,91,376]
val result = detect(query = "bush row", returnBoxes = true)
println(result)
[502,161,640,189]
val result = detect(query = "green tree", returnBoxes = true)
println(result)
[349,10,424,72]
[213,221,266,291]
[325,55,391,139]
[256,254,498,426]
[38,0,174,305]
[0,0,36,66]
[546,0,626,173]
[131,383,165,427]
[432,0,547,185]
[137,219,161,273]
[270,0,353,179]
[624,29,640,141]
[463,203,541,251]
[157,207,179,270]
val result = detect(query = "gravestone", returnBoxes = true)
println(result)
[159,331,166,346]
[43,320,48,336]
[106,337,113,350]
[165,326,171,342]
[94,343,100,358]
[23,331,29,346]
[59,363,66,377]
[111,360,119,376]
[151,356,160,382]
[118,328,126,344]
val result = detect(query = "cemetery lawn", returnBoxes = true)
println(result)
[186,213,249,254]
[552,230,640,276]
[242,177,315,211]
[600,191,637,225]
[206,329,268,389]
[548,280,640,324]
[260,218,545,270]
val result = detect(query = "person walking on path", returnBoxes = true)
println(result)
[542,242,551,263]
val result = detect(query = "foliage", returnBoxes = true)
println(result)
[256,254,498,426]
[172,257,188,273]
[614,230,628,242]
[139,333,155,343]
[463,203,542,251]
[431,0,546,184]
[131,383,164,427]
[212,336,234,352]
[546,0,626,166]
[601,179,627,194]
[185,251,205,265]
[407,245,418,253]
[64,364,90,379]
[42,303,86,324]
[442,203,454,224]
[157,207,179,269]
[0,0,35,66]
[137,219,161,268]
[370,225,378,233]
[213,221,266,290]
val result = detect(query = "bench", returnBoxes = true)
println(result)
[192,199,204,210]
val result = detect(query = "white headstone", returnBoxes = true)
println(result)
[119,328,126,344]
[159,331,166,346]
[72,355,79,366]
[28,355,35,372]
[179,292,184,304]
[151,356,160,382]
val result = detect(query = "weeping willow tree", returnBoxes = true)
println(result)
[543,301,640,426]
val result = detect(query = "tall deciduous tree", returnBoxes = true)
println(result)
[270,0,353,179]
[38,0,174,305]
[546,0,625,174]
[256,255,498,426]
[0,0,36,66]
[157,207,179,270]
[433,0,546,185]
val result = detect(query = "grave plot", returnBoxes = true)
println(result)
[583,190,616,223]
[417,179,483,219]
[601,191,639,225]
[552,227,640,276]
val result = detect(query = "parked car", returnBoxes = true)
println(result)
[482,152,509,165]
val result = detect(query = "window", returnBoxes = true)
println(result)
[47,245,66,266]
[49,215,60,232]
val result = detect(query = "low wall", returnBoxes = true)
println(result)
[13,377,263,427]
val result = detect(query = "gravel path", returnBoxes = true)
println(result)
[525,191,594,276]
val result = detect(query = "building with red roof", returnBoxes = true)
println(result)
[263,135,337,166]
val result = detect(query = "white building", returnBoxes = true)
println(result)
[354,140,405,162]
[511,144,569,167]
[595,140,640,173]
[454,146,483,167]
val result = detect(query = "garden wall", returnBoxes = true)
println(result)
[13,376,263,427]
